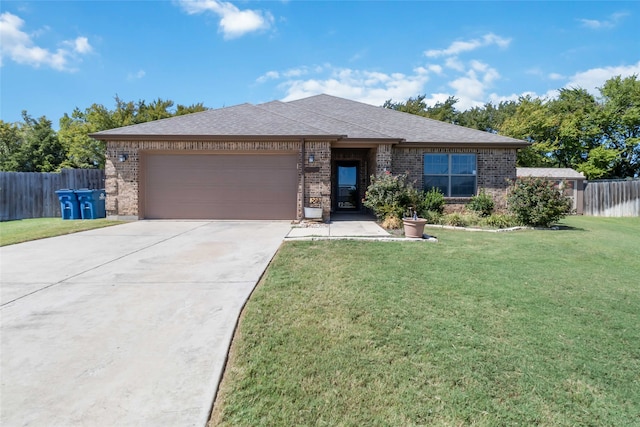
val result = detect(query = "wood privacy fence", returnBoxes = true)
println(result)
[583,179,640,217]
[0,169,105,221]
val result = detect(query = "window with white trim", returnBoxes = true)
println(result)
[423,154,477,197]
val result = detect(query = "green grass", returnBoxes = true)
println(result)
[211,216,640,426]
[0,217,124,246]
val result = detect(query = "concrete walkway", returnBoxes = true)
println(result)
[0,221,291,426]
[287,218,391,238]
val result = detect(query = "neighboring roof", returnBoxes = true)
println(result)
[517,167,586,179]
[91,94,527,146]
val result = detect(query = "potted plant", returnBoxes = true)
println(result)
[403,207,427,238]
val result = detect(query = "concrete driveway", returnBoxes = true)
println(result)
[0,220,291,426]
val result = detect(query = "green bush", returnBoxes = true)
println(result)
[480,213,520,229]
[422,210,443,224]
[363,173,417,220]
[507,177,572,227]
[443,212,471,227]
[417,188,445,216]
[466,189,495,217]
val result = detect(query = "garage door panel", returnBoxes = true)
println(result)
[144,153,298,220]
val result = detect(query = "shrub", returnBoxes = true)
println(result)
[466,189,495,217]
[443,212,469,227]
[381,214,403,229]
[422,210,443,224]
[507,177,572,227]
[417,188,446,216]
[480,213,520,229]
[363,173,417,220]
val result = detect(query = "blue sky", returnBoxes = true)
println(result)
[1,1,639,127]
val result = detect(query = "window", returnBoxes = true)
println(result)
[423,154,477,197]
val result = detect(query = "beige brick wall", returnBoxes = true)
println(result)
[303,141,332,220]
[375,144,393,175]
[392,147,517,209]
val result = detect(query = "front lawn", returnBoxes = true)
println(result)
[211,216,640,426]
[0,217,124,246]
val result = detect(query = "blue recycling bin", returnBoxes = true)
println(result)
[75,189,106,219]
[55,189,81,220]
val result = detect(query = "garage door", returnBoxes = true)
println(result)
[143,153,298,220]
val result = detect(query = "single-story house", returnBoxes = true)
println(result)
[517,167,586,214]
[91,94,528,221]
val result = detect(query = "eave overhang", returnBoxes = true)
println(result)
[396,141,530,149]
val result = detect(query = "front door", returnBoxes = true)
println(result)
[336,162,359,211]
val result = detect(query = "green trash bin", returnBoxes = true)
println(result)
[55,189,81,220]
[75,189,106,219]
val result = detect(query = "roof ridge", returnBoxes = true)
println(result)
[279,96,399,139]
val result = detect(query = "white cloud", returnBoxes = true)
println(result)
[73,36,92,54]
[0,12,91,71]
[427,64,443,74]
[127,69,146,81]
[256,70,280,83]
[446,62,501,109]
[548,73,565,80]
[424,32,511,58]
[445,57,465,72]
[565,61,640,94]
[256,66,320,83]
[579,12,629,29]
[176,0,273,39]
[270,65,430,106]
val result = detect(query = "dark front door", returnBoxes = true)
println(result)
[336,162,359,211]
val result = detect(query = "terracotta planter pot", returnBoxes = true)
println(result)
[403,218,428,238]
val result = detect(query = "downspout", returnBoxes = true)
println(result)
[300,138,305,221]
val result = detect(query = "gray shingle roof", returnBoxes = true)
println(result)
[517,168,586,179]
[92,93,527,145]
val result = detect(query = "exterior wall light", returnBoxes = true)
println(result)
[118,153,128,162]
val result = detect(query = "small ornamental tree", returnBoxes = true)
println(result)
[507,177,572,227]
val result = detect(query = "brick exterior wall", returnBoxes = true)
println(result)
[375,144,393,175]
[106,140,305,218]
[392,147,518,209]
[303,141,332,220]
[105,140,517,219]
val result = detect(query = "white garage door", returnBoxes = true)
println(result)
[143,153,298,220]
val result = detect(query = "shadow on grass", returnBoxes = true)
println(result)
[550,225,587,231]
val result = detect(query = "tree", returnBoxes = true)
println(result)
[598,75,640,177]
[383,95,461,124]
[458,101,518,133]
[0,112,65,172]
[58,97,210,168]
[0,120,22,171]
[423,96,459,124]
[175,102,208,116]
[383,95,429,116]
[500,96,557,167]
[59,106,110,169]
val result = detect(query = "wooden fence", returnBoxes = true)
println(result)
[0,169,105,221]
[583,179,640,217]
